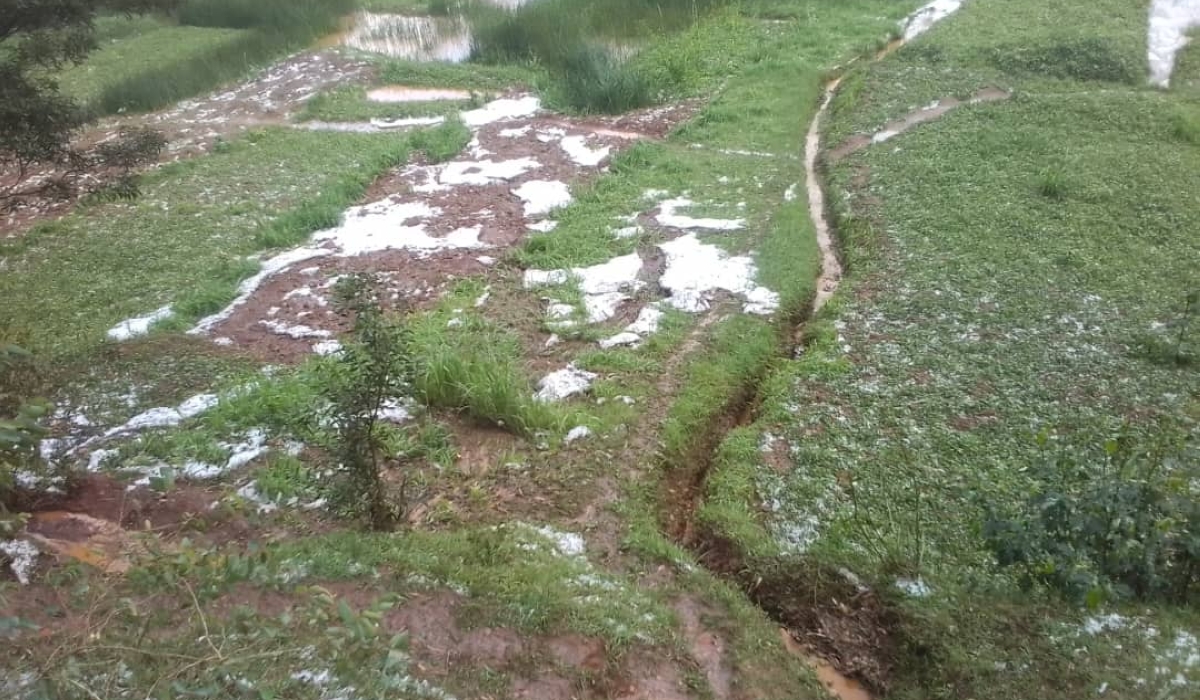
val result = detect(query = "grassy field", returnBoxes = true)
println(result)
[695,0,1200,698]
[56,17,251,107]
[14,1,1199,698]
[55,0,356,115]
[0,125,459,365]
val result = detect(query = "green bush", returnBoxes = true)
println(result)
[983,429,1200,604]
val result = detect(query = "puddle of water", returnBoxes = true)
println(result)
[366,86,472,103]
[342,12,472,62]
[27,511,133,574]
[780,628,873,700]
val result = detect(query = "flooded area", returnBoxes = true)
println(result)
[341,13,472,62]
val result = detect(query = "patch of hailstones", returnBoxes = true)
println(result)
[535,365,597,402]
[512,523,661,642]
[757,465,840,555]
[108,97,548,345]
[1066,613,1200,692]
[526,190,779,353]
[0,540,40,585]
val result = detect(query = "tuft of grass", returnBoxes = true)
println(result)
[467,0,737,113]
[407,288,573,436]
[1035,165,1068,200]
[548,46,656,114]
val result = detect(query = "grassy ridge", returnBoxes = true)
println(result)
[689,0,1200,697]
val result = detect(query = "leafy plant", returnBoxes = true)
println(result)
[318,274,415,531]
[0,345,51,522]
[983,428,1200,605]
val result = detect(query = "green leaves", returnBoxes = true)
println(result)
[983,429,1200,604]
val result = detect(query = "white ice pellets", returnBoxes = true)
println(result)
[656,197,745,231]
[460,95,541,127]
[514,180,572,217]
[658,234,779,315]
[525,253,645,325]
[535,365,597,402]
[1149,0,1200,87]
[107,306,174,342]
[900,0,967,41]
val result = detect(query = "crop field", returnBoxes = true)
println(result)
[3,1,1198,699]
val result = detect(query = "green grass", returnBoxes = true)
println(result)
[0,125,468,364]
[408,283,579,436]
[75,0,357,114]
[822,0,1151,146]
[56,21,250,107]
[688,0,1200,697]
[377,59,540,91]
[297,85,477,123]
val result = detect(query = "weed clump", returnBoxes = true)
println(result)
[552,46,656,113]
[983,429,1200,605]
[1035,166,1068,200]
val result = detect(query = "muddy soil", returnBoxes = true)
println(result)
[194,99,696,359]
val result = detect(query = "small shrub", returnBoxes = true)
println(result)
[318,273,415,531]
[983,429,1200,605]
